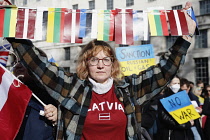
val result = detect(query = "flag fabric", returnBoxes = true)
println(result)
[133,10,149,41]
[48,57,58,66]
[115,9,134,45]
[79,9,98,39]
[0,44,11,67]
[16,8,37,39]
[0,8,17,37]
[148,10,169,36]
[186,7,199,35]
[34,7,48,41]
[97,10,115,41]
[166,10,189,36]
[160,90,200,124]
[0,64,32,140]
[61,9,82,43]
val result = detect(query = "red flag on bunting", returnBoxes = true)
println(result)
[0,64,32,140]
[115,9,133,45]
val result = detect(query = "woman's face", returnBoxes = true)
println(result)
[88,50,112,83]
[169,77,180,86]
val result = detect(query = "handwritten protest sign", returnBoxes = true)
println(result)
[116,44,155,76]
[160,90,200,124]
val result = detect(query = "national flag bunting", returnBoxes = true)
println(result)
[0,8,17,37]
[148,10,169,36]
[64,9,82,43]
[133,10,149,41]
[0,64,32,140]
[0,44,11,67]
[166,10,189,36]
[16,8,37,39]
[97,10,115,41]
[115,9,133,45]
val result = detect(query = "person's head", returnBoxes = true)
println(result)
[180,78,190,93]
[189,81,194,92]
[196,80,204,90]
[168,75,180,93]
[76,39,123,83]
[13,61,32,84]
[205,85,210,97]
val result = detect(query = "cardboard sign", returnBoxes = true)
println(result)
[160,90,200,124]
[116,44,155,76]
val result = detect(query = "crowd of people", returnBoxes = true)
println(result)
[2,0,210,140]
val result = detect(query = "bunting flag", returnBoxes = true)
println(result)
[0,44,11,67]
[61,9,82,43]
[97,10,115,41]
[166,10,189,36]
[34,7,48,40]
[15,8,37,39]
[115,9,133,45]
[79,9,98,39]
[133,10,149,41]
[0,8,17,37]
[0,64,32,140]
[148,10,169,36]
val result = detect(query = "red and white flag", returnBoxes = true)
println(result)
[115,9,134,45]
[0,64,32,140]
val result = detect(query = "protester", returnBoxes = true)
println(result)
[13,59,58,140]
[180,78,204,140]
[202,85,210,140]
[195,80,205,104]
[6,2,196,140]
[157,76,195,140]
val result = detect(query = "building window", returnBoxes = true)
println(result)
[194,57,209,85]
[11,0,14,4]
[141,40,150,45]
[73,4,78,9]
[172,5,182,10]
[119,44,129,47]
[65,48,70,60]
[107,0,113,10]
[148,0,156,2]
[126,0,134,7]
[23,0,27,5]
[89,0,95,9]
[195,30,207,48]
[64,67,70,72]
[166,36,177,49]
[200,0,210,15]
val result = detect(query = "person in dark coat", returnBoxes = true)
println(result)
[202,85,210,140]
[13,59,58,140]
[157,76,194,140]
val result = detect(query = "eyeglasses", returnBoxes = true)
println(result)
[88,57,113,66]
[207,90,210,92]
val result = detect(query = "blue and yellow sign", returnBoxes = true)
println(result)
[160,90,200,124]
[116,44,155,76]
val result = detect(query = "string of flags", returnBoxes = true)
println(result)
[0,5,198,45]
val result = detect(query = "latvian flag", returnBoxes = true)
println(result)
[15,8,37,39]
[0,44,11,67]
[115,9,134,45]
[0,64,32,140]
[0,8,17,37]
[97,10,115,41]
[47,8,82,43]
[148,10,169,36]
[166,10,189,36]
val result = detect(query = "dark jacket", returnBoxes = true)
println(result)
[202,97,210,140]
[15,79,57,140]
[157,88,194,140]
